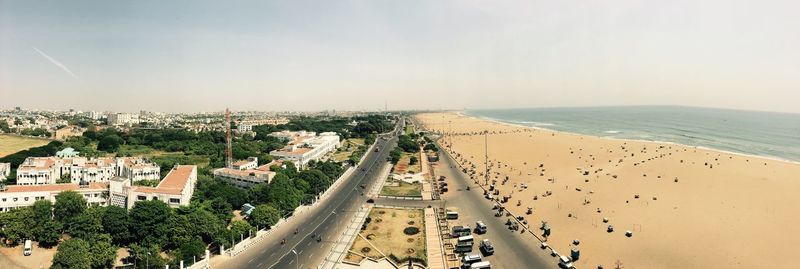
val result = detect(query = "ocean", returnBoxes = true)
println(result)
[465,106,800,162]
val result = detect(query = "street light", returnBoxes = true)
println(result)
[146,251,151,269]
[291,249,299,269]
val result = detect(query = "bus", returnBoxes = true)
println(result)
[446,211,459,219]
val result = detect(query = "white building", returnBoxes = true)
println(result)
[0,165,197,212]
[0,182,109,212]
[213,158,278,188]
[237,122,253,133]
[269,131,340,168]
[109,165,197,209]
[108,113,139,126]
[15,157,160,185]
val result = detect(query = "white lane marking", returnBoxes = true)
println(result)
[258,262,264,267]
[289,259,294,264]
[248,258,255,264]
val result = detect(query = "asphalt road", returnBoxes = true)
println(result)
[435,139,558,269]
[218,120,402,269]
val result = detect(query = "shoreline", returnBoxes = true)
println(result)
[456,110,800,166]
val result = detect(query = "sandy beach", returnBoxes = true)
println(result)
[416,112,800,269]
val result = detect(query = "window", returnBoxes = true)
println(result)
[169,198,180,204]
[137,195,146,201]
[24,197,29,201]
[1,198,5,202]
[13,198,18,202]
[152,197,158,201]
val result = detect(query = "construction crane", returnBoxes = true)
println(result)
[225,108,232,168]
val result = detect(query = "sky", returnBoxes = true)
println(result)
[1,0,799,113]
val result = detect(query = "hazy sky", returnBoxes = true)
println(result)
[1,0,799,113]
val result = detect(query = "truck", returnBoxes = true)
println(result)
[23,240,32,256]
[479,239,494,256]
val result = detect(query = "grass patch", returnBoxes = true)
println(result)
[331,139,366,162]
[0,134,52,157]
[381,180,423,197]
[116,144,156,157]
[348,207,427,265]
[405,124,415,136]
[392,152,418,174]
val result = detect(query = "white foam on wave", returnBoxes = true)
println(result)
[603,130,621,134]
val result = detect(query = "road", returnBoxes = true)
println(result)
[217,120,403,269]
[406,116,556,269]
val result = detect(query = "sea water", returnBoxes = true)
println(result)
[466,106,800,162]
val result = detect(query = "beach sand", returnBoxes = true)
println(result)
[416,112,800,269]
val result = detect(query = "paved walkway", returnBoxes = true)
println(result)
[424,208,446,269]
[319,205,372,269]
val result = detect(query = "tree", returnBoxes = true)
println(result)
[263,174,303,213]
[176,237,206,264]
[0,207,35,244]
[185,207,224,244]
[57,173,72,184]
[248,204,280,228]
[54,191,87,231]
[300,169,332,195]
[101,206,131,245]
[409,155,418,165]
[68,212,102,240]
[97,134,123,152]
[37,220,62,247]
[424,143,438,152]
[51,238,91,269]
[88,234,117,269]
[229,220,252,240]
[390,148,403,164]
[128,244,166,269]
[129,200,172,247]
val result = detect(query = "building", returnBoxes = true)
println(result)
[269,131,340,168]
[213,158,279,188]
[238,118,290,126]
[108,113,139,126]
[15,157,160,185]
[0,163,10,181]
[0,182,109,212]
[53,125,85,141]
[232,157,258,170]
[109,165,197,209]
[56,147,80,158]
[237,122,253,133]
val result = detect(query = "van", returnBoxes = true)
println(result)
[457,235,474,243]
[23,240,32,256]
[461,254,482,266]
[446,211,459,220]
[469,261,491,269]
[474,221,487,234]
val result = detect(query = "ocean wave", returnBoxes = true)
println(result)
[512,120,554,126]
[603,130,621,134]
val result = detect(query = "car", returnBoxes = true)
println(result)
[474,221,487,234]
[23,240,32,256]
[366,198,374,203]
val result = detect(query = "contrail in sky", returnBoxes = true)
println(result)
[32,47,80,81]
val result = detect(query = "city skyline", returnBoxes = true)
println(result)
[2,1,800,113]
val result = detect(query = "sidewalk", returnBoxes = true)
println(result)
[319,205,373,269]
[424,208,446,269]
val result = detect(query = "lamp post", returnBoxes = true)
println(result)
[291,249,299,269]
[146,251,151,269]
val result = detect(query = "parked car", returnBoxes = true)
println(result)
[474,221,487,234]
[23,240,32,256]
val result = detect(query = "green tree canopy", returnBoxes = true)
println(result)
[101,206,131,245]
[88,233,117,269]
[248,204,280,229]
[54,191,87,231]
[51,238,91,269]
[129,200,173,247]
[97,134,124,152]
